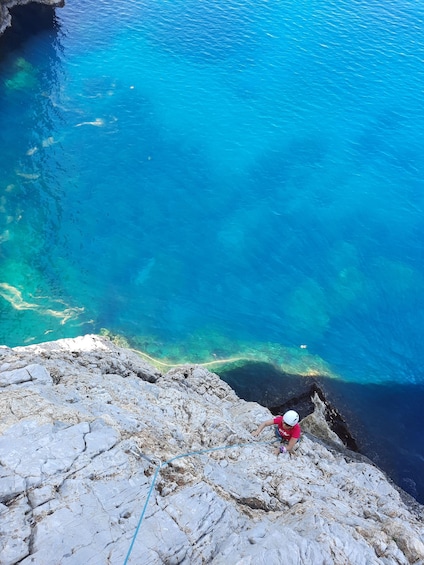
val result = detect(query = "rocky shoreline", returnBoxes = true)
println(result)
[0,334,423,564]
[0,0,63,37]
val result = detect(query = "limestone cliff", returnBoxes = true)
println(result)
[0,335,423,564]
[0,0,63,36]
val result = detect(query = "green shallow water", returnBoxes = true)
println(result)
[1,0,424,502]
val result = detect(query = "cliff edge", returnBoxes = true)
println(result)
[0,0,63,36]
[0,335,423,564]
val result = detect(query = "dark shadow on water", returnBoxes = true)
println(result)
[0,3,58,60]
[217,361,424,505]
[322,377,424,505]
[218,361,318,408]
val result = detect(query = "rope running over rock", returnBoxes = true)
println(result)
[123,439,277,564]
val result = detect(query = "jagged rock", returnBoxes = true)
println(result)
[300,391,344,446]
[0,335,423,565]
[0,0,64,36]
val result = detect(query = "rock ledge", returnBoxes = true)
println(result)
[0,335,423,564]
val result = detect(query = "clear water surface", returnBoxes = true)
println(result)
[0,0,423,501]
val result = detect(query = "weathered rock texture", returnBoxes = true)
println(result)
[0,0,63,36]
[0,335,423,564]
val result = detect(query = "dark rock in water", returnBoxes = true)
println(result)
[216,361,358,451]
[0,0,63,39]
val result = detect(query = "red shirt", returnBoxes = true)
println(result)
[273,416,301,441]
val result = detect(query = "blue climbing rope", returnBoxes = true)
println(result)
[123,439,276,564]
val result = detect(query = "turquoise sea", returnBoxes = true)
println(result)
[1,0,424,502]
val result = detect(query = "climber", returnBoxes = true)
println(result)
[252,410,301,455]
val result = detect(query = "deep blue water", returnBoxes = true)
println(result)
[0,0,424,502]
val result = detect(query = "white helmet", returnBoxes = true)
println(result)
[283,410,299,426]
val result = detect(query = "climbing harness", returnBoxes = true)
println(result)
[123,439,277,564]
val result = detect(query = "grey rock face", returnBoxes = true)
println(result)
[0,335,423,565]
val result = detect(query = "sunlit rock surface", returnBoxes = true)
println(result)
[0,335,423,564]
[0,0,63,36]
